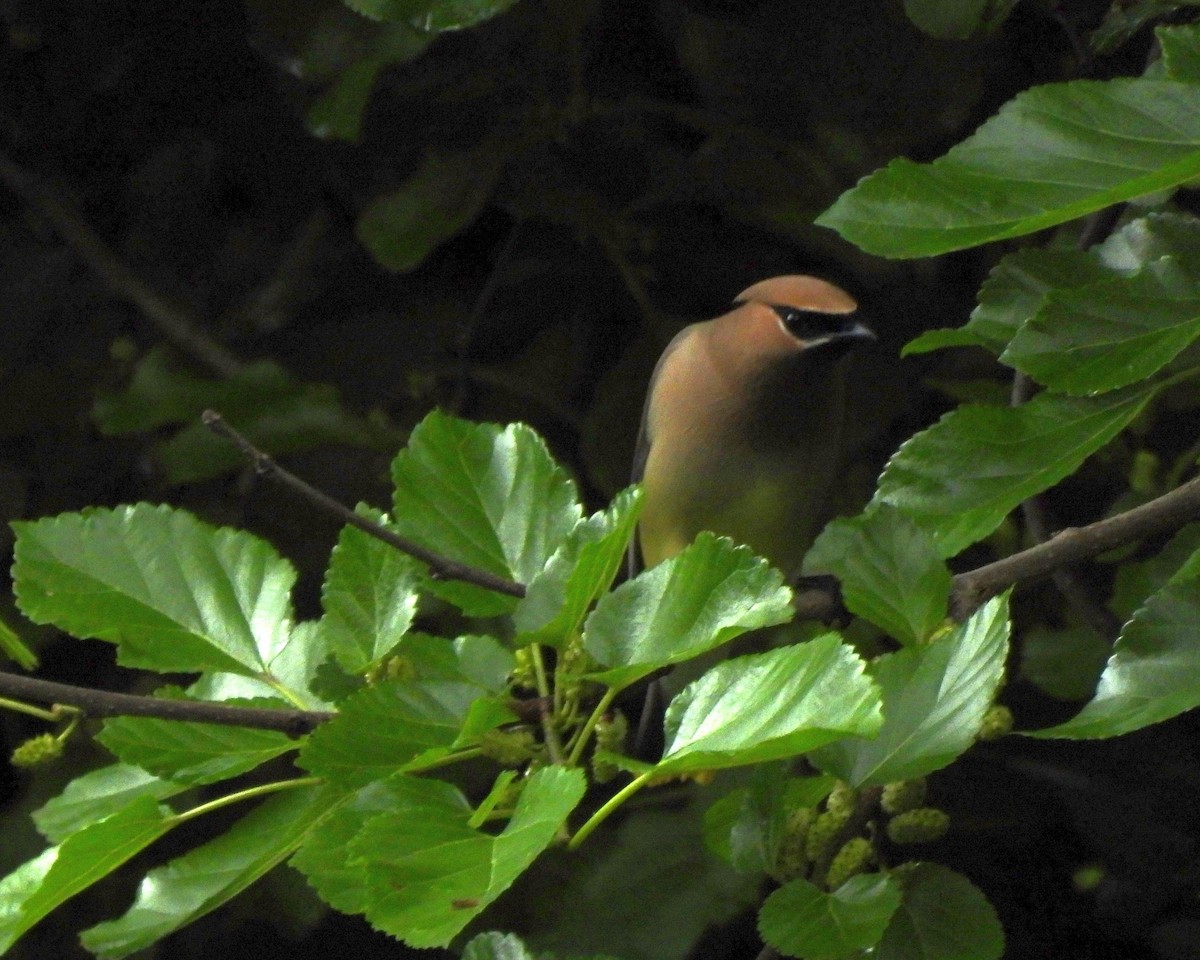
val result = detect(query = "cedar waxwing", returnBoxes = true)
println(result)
[631,275,874,576]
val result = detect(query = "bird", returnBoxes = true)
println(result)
[630,275,874,578]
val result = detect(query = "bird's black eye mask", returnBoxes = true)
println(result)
[730,301,863,343]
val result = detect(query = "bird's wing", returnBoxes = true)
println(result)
[627,325,693,577]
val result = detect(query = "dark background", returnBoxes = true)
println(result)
[1,1,1197,958]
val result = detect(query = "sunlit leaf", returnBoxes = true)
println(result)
[875,385,1156,557]
[806,504,950,645]
[655,635,882,776]
[812,596,1009,786]
[318,507,421,673]
[354,767,585,947]
[12,504,297,678]
[819,79,1200,257]
[1028,545,1200,738]
[391,411,582,615]
[583,534,793,690]
[0,798,171,953]
[81,784,345,959]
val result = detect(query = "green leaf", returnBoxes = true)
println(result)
[904,212,1200,359]
[292,777,437,915]
[905,248,1112,356]
[877,863,1003,960]
[80,784,346,959]
[0,614,37,669]
[391,411,582,616]
[1001,257,1200,395]
[96,709,296,786]
[818,79,1200,258]
[357,152,500,272]
[319,507,421,673]
[514,487,643,647]
[1095,211,1200,273]
[307,25,429,142]
[812,596,1009,787]
[759,874,902,960]
[12,503,297,677]
[805,505,950,645]
[1028,545,1200,738]
[0,797,171,953]
[703,767,836,875]
[181,621,329,710]
[1019,626,1111,702]
[903,0,1017,39]
[1091,1,1188,54]
[342,0,522,31]
[1110,521,1200,618]
[354,767,585,948]
[93,349,386,485]
[1160,23,1200,83]
[702,765,787,874]
[655,635,882,776]
[298,678,514,786]
[32,765,185,843]
[583,534,794,690]
[400,632,515,690]
[875,384,1156,557]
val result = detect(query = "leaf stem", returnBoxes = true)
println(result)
[261,674,310,711]
[0,695,63,723]
[566,687,618,767]
[202,410,526,598]
[568,771,652,849]
[405,746,486,773]
[529,645,565,764]
[168,776,323,827]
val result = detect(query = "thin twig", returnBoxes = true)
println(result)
[0,147,243,378]
[1007,203,1129,640]
[1020,492,1123,640]
[1011,373,1123,641]
[5,468,1199,735]
[202,410,526,598]
[950,469,1200,620]
[0,670,331,737]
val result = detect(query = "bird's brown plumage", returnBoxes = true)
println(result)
[631,275,871,575]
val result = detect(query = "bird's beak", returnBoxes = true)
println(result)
[809,321,875,352]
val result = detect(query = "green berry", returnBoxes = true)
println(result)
[594,711,628,753]
[364,656,416,684]
[805,807,851,863]
[886,807,950,844]
[478,728,538,766]
[825,781,858,816]
[880,778,927,815]
[773,807,817,880]
[11,733,63,768]
[977,704,1013,741]
[825,837,874,890]
[559,635,594,675]
[511,648,537,688]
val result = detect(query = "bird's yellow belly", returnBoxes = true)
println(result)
[639,448,832,574]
